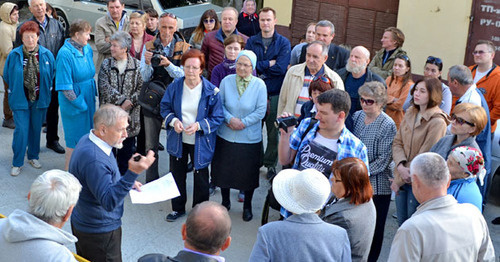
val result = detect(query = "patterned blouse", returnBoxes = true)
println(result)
[351,110,397,195]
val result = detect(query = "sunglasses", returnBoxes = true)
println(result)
[204,18,215,24]
[360,97,375,105]
[426,56,442,66]
[451,114,475,127]
[472,50,491,56]
[160,12,176,19]
[312,74,331,84]
[397,54,410,61]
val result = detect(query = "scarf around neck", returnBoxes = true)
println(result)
[23,45,39,101]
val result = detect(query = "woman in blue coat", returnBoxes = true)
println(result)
[55,19,96,170]
[211,50,267,221]
[4,21,55,176]
[160,49,224,222]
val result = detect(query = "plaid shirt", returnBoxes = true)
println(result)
[289,117,369,171]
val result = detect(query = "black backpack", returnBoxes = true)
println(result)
[138,80,166,116]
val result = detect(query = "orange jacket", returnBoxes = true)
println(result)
[470,64,500,131]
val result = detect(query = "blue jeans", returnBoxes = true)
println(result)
[12,101,46,167]
[395,183,419,226]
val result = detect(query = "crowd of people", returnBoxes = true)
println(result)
[0,0,498,261]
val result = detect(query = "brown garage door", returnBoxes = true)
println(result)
[290,0,399,56]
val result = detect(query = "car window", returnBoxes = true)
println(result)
[122,0,153,10]
[158,0,210,9]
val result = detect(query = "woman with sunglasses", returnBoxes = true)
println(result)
[350,81,396,262]
[296,74,335,123]
[402,56,452,114]
[321,157,376,262]
[236,0,260,37]
[392,78,449,226]
[430,103,487,160]
[189,9,219,50]
[385,54,414,129]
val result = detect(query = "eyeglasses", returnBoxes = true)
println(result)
[160,12,176,19]
[360,97,375,105]
[313,74,331,84]
[236,62,252,68]
[204,18,215,24]
[184,65,200,71]
[451,114,475,127]
[472,50,491,56]
[426,56,442,66]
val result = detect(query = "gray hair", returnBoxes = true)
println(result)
[29,169,82,225]
[94,104,129,128]
[410,152,450,189]
[111,31,132,51]
[358,81,387,107]
[316,20,335,35]
[448,65,473,86]
[307,40,328,57]
[222,6,238,18]
[28,0,45,6]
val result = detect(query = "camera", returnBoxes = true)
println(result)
[150,50,163,67]
[275,116,298,132]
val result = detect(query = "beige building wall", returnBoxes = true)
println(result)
[397,0,473,77]
[264,0,292,26]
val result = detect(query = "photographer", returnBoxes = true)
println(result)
[278,89,369,178]
[139,12,189,182]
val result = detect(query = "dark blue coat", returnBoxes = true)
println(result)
[160,77,224,169]
[245,32,291,96]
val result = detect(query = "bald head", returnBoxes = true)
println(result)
[184,201,231,255]
[346,46,370,76]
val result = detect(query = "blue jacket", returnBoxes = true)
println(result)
[448,177,483,212]
[217,74,267,144]
[4,45,55,110]
[160,77,224,169]
[70,134,139,234]
[245,31,291,96]
[476,90,492,182]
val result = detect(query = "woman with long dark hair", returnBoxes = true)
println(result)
[189,9,219,50]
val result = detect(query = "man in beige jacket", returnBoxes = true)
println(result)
[0,2,18,129]
[277,41,344,117]
[95,0,129,70]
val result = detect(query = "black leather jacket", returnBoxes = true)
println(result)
[15,15,65,56]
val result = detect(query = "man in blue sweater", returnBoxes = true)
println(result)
[70,105,155,262]
[246,7,291,179]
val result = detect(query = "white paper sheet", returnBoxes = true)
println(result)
[129,172,180,204]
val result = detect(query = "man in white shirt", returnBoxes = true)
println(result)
[388,152,495,262]
[448,65,481,106]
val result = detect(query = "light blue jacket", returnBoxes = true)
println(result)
[4,45,55,110]
[217,74,267,144]
[448,177,483,211]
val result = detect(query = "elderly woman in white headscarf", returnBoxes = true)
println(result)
[447,146,485,211]
[249,169,352,261]
[211,50,267,222]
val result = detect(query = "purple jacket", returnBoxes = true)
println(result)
[210,58,258,87]
[201,28,248,79]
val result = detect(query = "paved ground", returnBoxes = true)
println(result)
[0,5,498,261]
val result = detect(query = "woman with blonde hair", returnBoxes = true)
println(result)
[129,12,154,59]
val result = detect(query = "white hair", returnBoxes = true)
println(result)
[28,0,45,6]
[354,46,370,60]
[94,104,129,128]
[29,169,82,225]
[410,152,450,188]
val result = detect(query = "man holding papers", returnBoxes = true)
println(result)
[69,105,155,262]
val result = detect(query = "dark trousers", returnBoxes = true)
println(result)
[263,95,279,168]
[3,79,12,120]
[136,110,146,155]
[144,114,161,182]
[45,87,59,144]
[72,224,122,262]
[113,136,136,175]
[221,188,255,210]
[170,143,209,212]
[367,194,392,262]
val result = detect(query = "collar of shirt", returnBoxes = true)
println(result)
[304,65,325,78]
[89,130,113,156]
[183,248,225,262]
[458,84,477,103]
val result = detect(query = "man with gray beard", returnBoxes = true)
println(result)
[337,46,385,129]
